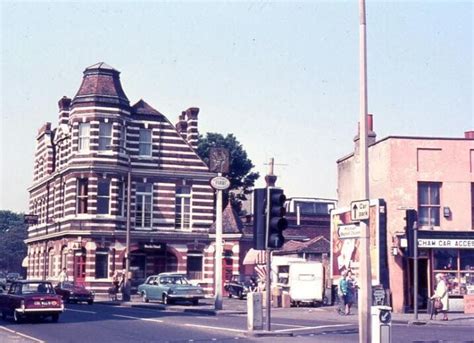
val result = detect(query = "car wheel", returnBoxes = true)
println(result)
[51,314,59,323]
[87,300,93,305]
[238,291,244,300]
[192,299,199,306]
[322,296,329,306]
[142,292,149,303]
[228,292,232,298]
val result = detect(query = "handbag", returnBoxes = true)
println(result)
[434,298,443,310]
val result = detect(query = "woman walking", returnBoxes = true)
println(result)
[431,273,449,321]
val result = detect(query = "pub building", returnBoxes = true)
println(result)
[336,114,474,313]
[25,63,226,294]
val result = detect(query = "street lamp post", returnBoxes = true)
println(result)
[113,145,132,301]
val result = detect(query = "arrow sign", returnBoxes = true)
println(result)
[350,199,370,221]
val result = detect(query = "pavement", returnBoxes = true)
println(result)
[93,293,474,326]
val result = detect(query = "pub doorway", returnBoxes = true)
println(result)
[73,248,86,285]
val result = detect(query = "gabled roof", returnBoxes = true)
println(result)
[210,204,244,235]
[132,99,165,116]
[273,236,330,255]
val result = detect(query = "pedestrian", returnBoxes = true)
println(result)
[339,271,354,315]
[58,267,68,287]
[431,273,449,321]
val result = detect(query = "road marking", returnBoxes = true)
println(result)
[0,325,45,343]
[271,322,306,328]
[275,323,353,333]
[184,323,245,334]
[66,308,97,314]
[113,314,164,323]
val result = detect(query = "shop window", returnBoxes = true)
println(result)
[76,178,88,214]
[175,186,191,229]
[418,182,441,227]
[433,249,474,296]
[135,183,152,228]
[97,179,110,214]
[186,253,203,280]
[98,122,112,151]
[78,123,90,152]
[433,249,457,270]
[95,250,108,279]
[139,128,152,156]
[471,183,474,229]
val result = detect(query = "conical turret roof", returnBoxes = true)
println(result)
[72,62,129,108]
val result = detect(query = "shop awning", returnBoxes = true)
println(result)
[242,248,267,265]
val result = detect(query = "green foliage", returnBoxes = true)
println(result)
[0,211,27,273]
[197,133,259,212]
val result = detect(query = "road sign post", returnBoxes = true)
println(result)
[351,199,370,221]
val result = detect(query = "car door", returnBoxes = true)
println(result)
[145,277,158,300]
[156,277,169,299]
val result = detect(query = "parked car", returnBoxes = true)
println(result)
[0,280,64,323]
[224,275,257,299]
[6,272,21,284]
[54,282,94,304]
[137,273,205,305]
[0,273,6,290]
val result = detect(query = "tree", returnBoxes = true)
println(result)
[197,133,259,212]
[0,211,27,273]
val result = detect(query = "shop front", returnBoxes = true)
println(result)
[415,231,474,311]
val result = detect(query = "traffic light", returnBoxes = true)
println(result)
[267,188,288,249]
[253,188,267,250]
[405,209,418,258]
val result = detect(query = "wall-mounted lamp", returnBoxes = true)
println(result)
[443,207,451,218]
[391,246,399,256]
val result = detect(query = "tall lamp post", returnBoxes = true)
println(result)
[358,1,372,342]
[114,145,132,300]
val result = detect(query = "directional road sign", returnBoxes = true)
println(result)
[350,199,370,221]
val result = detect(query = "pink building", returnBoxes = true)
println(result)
[336,121,474,313]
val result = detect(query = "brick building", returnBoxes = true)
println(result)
[336,117,474,312]
[25,63,221,294]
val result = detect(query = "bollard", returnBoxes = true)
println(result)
[247,292,263,332]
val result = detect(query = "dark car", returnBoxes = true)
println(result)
[6,273,21,284]
[0,273,6,290]
[0,280,64,323]
[54,282,94,304]
[224,275,257,300]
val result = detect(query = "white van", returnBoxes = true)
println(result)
[288,262,324,306]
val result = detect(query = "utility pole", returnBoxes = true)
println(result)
[214,171,223,310]
[358,0,372,342]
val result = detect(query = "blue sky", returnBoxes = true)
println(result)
[1,1,472,212]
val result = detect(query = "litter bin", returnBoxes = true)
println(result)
[371,305,392,343]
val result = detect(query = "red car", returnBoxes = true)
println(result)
[54,282,94,304]
[0,281,64,323]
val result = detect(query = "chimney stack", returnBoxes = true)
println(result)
[176,112,188,140]
[464,131,474,139]
[185,107,199,150]
[58,96,71,125]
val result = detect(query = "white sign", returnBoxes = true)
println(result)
[350,199,370,221]
[337,224,361,239]
[210,176,230,190]
[418,239,474,249]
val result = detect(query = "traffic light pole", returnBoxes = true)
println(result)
[413,218,418,321]
[265,249,271,331]
[265,187,271,331]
